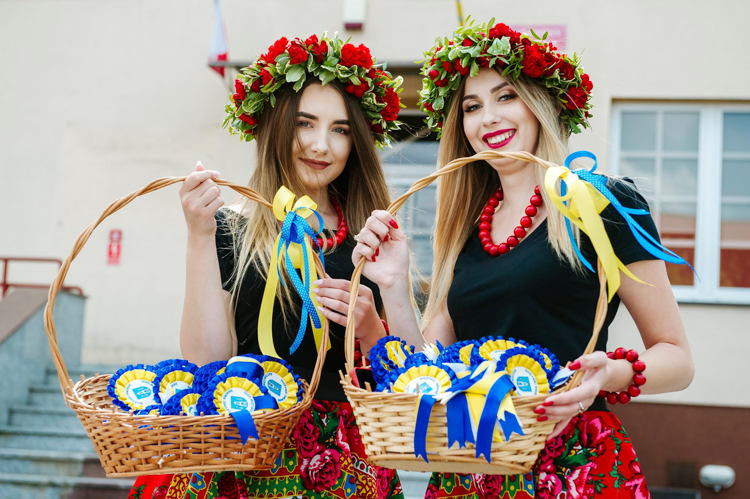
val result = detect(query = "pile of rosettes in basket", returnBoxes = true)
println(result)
[368,336,573,461]
[108,354,303,441]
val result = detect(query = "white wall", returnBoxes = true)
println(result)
[1,1,748,408]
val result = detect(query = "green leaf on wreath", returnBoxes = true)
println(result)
[285,65,305,82]
[293,72,307,91]
[434,95,444,111]
[350,75,361,85]
[470,60,479,77]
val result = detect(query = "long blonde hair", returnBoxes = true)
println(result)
[223,80,391,327]
[422,71,582,330]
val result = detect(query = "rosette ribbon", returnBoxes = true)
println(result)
[435,361,523,462]
[230,396,279,444]
[544,151,690,300]
[259,186,328,357]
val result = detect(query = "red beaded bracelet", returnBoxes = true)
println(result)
[598,348,647,404]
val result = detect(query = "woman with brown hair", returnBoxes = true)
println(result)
[129,33,404,499]
[353,21,693,499]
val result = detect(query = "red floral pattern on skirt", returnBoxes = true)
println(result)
[428,410,650,498]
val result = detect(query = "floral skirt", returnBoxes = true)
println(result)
[426,410,649,499]
[127,400,403,499]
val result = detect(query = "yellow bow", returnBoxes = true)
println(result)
[544,167,646,301]
[258,186,328,358]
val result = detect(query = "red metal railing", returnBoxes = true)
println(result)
[1,257,83,297]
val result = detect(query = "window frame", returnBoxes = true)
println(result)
[610,102,750,304]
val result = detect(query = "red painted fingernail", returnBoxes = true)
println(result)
[375,248,379,257]
[371,256,376,262]
[389,219,399,229]
[533,407,546,415]
[383,235,389,242]
[542,401,554,407]
[537,416,548,422]
[569,361,581,370]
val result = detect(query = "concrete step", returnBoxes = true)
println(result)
[27,385,67,408]
[0,449,103,477]
[9,405,81,430]
[0,426,94,453]
[44,365,118,388]
[399,470,430,499]
[0,472,134,499]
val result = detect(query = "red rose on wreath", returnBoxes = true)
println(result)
[536,471,564,499]
[434,78,448,87]
[238,114,258,127]
[522,46,546,78]
[301,448,341,492]
[294,412,323,459]
[262,37,288,64]
[259,69,274,86]
[442,60,454,73]
[428,69,439,80]
[234,80,246,100]
[346,80,369,98]
[340,43,373,69]
[455,60,470,76]
[462,38,474,47]
[565,86,589,110]
[288,41,308,65]
[378,87,400,122]
[305,34,327,63]
[543,53,560,78]
[581,73,594,92]
[250,78,261,93]
[477,56,490,67]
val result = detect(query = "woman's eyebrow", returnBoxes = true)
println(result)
[298,112,349,126]
[461,82,510,102]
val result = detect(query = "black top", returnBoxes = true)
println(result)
[215,210,382,401]
[447,178,659,410]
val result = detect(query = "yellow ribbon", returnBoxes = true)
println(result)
[258,186,327,358]
[544,167,646,301]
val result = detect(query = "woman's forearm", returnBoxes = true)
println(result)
[378,280,425,350]
[180,233,235,364]
[602,341,694,394]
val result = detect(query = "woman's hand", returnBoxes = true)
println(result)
[312,278,386,350]
[351,210,410,290]
[179,162,223,236]
[535,352,610,439]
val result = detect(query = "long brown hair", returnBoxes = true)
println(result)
[422,70,581,330]
[224,80,391,326]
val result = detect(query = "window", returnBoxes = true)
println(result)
[610,104,750,303]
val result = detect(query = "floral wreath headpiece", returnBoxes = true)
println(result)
[224,33,403,149]
[418,19,594,137]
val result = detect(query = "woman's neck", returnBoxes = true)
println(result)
[496,167,538,211]
[306,186,338,232]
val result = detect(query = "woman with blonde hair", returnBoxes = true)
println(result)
[353,21,693,499]
[130,33,404,499]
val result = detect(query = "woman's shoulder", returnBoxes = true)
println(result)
[604,176,652,212]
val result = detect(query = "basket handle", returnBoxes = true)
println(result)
[44,176,329,400]
[344,150,608,394]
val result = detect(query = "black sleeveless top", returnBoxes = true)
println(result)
[215,210,382,401]
[446,178,659,410]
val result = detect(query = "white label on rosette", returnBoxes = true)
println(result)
[160,380,191,403]
[184,403,199,416]
[488,349,506,361]
[222,388,256,413]
[405,376,441,395]
[511,367,539,395]
[263,372,289,403]
[125,379,157,407]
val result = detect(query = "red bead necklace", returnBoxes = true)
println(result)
[315,194,348,251]
[479,186,544,257]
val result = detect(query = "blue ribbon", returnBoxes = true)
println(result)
[276,206,326,354]
[414,394,438,462]
[446,395,474,448]
[562,151,692,273]
[498,411,524,442]
[475,374,515,462]
[229,395,279,444]
[225,359,265,381]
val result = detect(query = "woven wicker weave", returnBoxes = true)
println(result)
[43,177,328,477]
[340,150,608,474]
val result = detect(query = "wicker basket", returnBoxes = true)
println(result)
[43,177,329,478]
[340,150,609,475]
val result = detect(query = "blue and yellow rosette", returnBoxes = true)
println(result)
[198,371,279,444]
[259,357,303,410]
[470,336,519,366]
[152,359,199,404]
[387,362,458,462]
[133,404,161,416]
[369,336,414,387]
[193,360,228,394]
[498,347,552,396]
[437,339,480,366]
[258,186,328,358]
[162,389,202,416]
[108,364,159,411]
